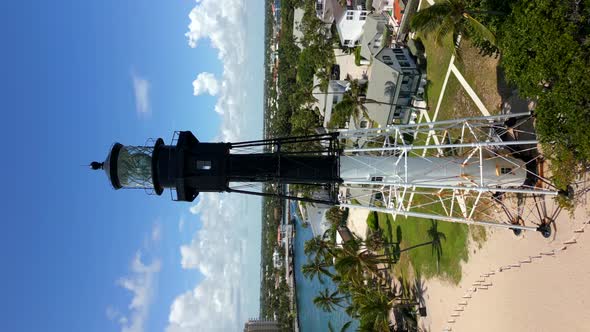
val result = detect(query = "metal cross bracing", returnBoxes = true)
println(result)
[336,112,564,237]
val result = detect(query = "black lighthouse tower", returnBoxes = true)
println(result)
[92,131,341,203]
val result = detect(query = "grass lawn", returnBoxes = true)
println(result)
[368,193,470,284]
[436,75,483,121]
[419,33,454,114]
[453,39,502,114]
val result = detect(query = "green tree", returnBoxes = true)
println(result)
[313,288,348,312]
[290,108,319,135]
[353,287,393,332]
[410,0,497,49]
[334,238,392,284]
[302,257,334,283]
[304,233,336,261]
[499,0,590,189]
[325,206,347,228]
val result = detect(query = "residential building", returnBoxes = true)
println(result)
[312,77,349,128]
[372,0,419,41]
[359,13,389,61]
[243,319,281,332]
[364,46,422,125]
[335,0,370,47]
[372,0,394,12]
[272,249,282,269]
[315,0,343,24]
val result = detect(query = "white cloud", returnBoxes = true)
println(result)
[118,252,161,332]
[166,1,263,331]
[178,216,187,233]
[192,72,220,96]
[109,225,162,332]
[132,73,151,116]
[184,0,247,140]
[151,223,162,242]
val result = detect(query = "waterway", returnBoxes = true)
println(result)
[291,202,359,331]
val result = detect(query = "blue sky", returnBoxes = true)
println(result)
[0,1,263,331]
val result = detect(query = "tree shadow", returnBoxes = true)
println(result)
[496,61,531,116]
[412,273,428,309]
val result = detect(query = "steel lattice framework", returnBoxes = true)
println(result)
[337,112,563,236]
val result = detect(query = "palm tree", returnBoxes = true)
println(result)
[410,0,498,48]
[334,238,394,285]
[353,287,393,332]
[347,79,369,120]
[313,288,348,312]
[304,233,336,260]
[302,257,333,284]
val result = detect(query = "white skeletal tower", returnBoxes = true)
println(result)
[336,112,565,237]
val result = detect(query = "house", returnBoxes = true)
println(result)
[335,0,370,47]
[371,0,394,12]
[364,46,422,126]
[312,77,349,128]
[372,0,419,41]
[315,0,343,24]
[359,13,389,61]
[272,249,282,269]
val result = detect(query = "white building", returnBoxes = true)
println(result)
[364,46,423,126]
[272,249,282,269]
[312,77,349,128]
[315,0,341,23]
[335,0,370,47]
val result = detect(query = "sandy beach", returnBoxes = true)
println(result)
[422,189,590,332]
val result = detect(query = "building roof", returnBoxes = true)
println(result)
[366,52,400,104]
[394,0,403,23]
[365,51,402,126]
[346,0,366,9]
[319,0,345,23]
[359,14,388,60]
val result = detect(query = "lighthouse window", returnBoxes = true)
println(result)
[196,160,212,170]
[500,167,513,175]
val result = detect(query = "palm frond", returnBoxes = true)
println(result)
[410,2,454,34]
[463,13,496,45]
[433,17,455,47]
[340,321,352,332]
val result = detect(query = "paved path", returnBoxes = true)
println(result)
[450,63,491,116]
[420,54,455,156]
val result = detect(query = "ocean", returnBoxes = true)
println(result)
[291,202,359,331]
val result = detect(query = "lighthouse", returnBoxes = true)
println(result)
[92,113,562,236]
